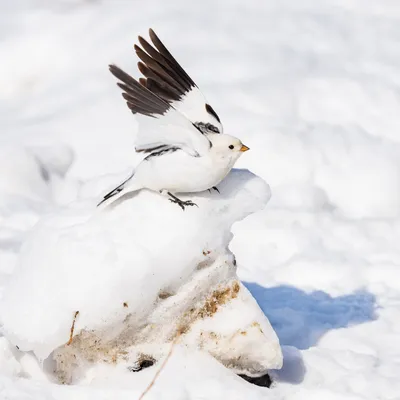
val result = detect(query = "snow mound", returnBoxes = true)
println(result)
[0,169,282,383]
[0,144,76,279]
[0,144,73,206]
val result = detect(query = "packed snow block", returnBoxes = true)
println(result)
[0,168,282,383]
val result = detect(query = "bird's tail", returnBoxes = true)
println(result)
[97,172,138,208]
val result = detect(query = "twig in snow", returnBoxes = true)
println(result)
[67,311,79,345]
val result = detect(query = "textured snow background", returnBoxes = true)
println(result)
[1,0,400,399]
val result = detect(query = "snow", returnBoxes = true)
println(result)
[1,0,400,399]
[1,168,282,384]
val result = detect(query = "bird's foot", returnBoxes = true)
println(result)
[167,192,198,211]
[169,198,198,211]
[208,186,220,194]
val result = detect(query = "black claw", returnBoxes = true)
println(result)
[169,198,185,210]
[184,200,198,208]
[208,187,220,194]
[168,193,198,210]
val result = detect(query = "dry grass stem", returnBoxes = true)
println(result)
[138,331,182,400]
[67,311,79,346]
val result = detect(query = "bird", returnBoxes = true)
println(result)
[99,28,249,210]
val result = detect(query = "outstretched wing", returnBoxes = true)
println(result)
[134,29,223,135]
[109,64,211,157]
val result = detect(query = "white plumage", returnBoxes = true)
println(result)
[99,29,249,209]
[134,108,211,157]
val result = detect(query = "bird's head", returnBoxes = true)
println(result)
[208,134,249,162]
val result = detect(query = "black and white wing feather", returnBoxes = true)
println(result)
[134,29,223,135]
[109,64,211,157]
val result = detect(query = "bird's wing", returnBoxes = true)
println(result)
[97,171,135,207]
[134,29,223,135]
[109,64,211,157]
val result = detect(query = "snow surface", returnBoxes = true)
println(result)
[1,0,400,399]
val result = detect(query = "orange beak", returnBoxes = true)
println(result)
[240,144,250,152]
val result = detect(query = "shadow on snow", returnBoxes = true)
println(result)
[244,282,377,384]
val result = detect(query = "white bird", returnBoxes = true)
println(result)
[99,29,249,210]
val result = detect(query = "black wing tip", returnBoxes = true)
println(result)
[97,187,121,207]
[149,28,159,45]
[137,35,149,49]
[137,29,155,43]
[109,63,119,72]
[109,63,170,116]
[135,28,197,101]
[205,103,221,123]
[109,64,128,80]
[137,62,152,81]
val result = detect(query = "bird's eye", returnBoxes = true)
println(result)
[229,145,234,149]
